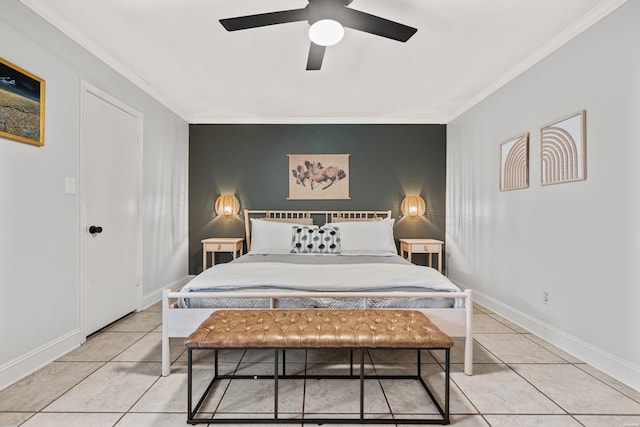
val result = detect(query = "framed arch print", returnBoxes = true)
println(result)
[499,132,529,191]
[540,111,586,185]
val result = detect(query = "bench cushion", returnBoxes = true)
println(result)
[185,309,453,349]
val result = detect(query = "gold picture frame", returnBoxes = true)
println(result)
[0,57,45,146]
[499,132,529,191]
[540,110,586,185]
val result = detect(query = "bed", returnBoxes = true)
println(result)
[162,210,473,376]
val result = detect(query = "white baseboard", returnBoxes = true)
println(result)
[140,275,191,310]
[1,276,192,392]
[468,287,640,392]
[0,329,82,391]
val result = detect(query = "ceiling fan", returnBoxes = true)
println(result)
[219,0,417,70]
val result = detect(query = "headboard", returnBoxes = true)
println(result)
[243,210,392,251]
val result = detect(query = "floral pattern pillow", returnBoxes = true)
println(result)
[291,225,341,254]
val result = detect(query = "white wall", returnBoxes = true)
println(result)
[0,1,189,389]
[447,0,640,390]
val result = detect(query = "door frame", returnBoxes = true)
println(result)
[79,80,143,340]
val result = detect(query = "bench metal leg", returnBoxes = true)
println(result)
[359,349,365,420]
[188,347,451,425]
[187,349,192,421]
[282,348,286,376]
[274,349,279,419]
[445,348,450,424]
[188,348,220,425]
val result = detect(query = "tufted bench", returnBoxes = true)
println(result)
[185,309,453,425]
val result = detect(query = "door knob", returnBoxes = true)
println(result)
[89,226,103,234]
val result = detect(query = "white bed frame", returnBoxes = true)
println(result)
[162,210,473,376]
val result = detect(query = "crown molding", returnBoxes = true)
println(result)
[187,116,448,125]
[446,0,628,123]
[21,0,191,122]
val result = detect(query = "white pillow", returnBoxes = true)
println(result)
[250,218,308,254]
[331,216,382,222]
[334,218,397,255]
[261,217,313,225]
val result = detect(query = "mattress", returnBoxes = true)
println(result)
[178,253,461,309]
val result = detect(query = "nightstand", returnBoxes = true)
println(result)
[399,238,444,272]
[202,237,244,270]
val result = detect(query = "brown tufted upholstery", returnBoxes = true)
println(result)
[185,309,453,349]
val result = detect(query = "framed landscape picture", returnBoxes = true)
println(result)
[0,57,45,146]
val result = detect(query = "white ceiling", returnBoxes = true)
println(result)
[23,0,624,124]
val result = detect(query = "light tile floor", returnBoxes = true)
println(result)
[1,303,639,426]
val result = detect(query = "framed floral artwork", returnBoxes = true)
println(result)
[288,153,350,200]
[0,57,45,146]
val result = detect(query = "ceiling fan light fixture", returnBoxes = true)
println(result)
[308,19,344,46]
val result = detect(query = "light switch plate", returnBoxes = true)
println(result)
[65,177,76,194]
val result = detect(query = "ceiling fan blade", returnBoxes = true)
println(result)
[306,42,326,70]
[341,8,417,42]
[220,8,308,31]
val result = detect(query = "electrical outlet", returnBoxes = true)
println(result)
[542,291,550,305]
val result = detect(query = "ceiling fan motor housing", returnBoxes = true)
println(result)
[307,0,349,24]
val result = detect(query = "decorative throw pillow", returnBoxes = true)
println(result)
[291,225,341,254]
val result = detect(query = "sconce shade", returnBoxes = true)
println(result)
[215,195,240,217]
[401,195,426,217]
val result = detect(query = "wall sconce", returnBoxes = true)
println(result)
[214,195,240,219]
[401,195,426,218]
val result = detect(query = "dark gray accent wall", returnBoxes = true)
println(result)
[189,124,446,274]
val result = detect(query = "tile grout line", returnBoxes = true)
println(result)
[368,350,395,420]
[32,312,161,425]
[494,311,571,418]
[467,318,573,420]
[31,361,107,414]
[488,306,640,408]
[572,362,640,405]
[431,348,484,420]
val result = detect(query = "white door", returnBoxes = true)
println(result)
[81,83,141,336]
